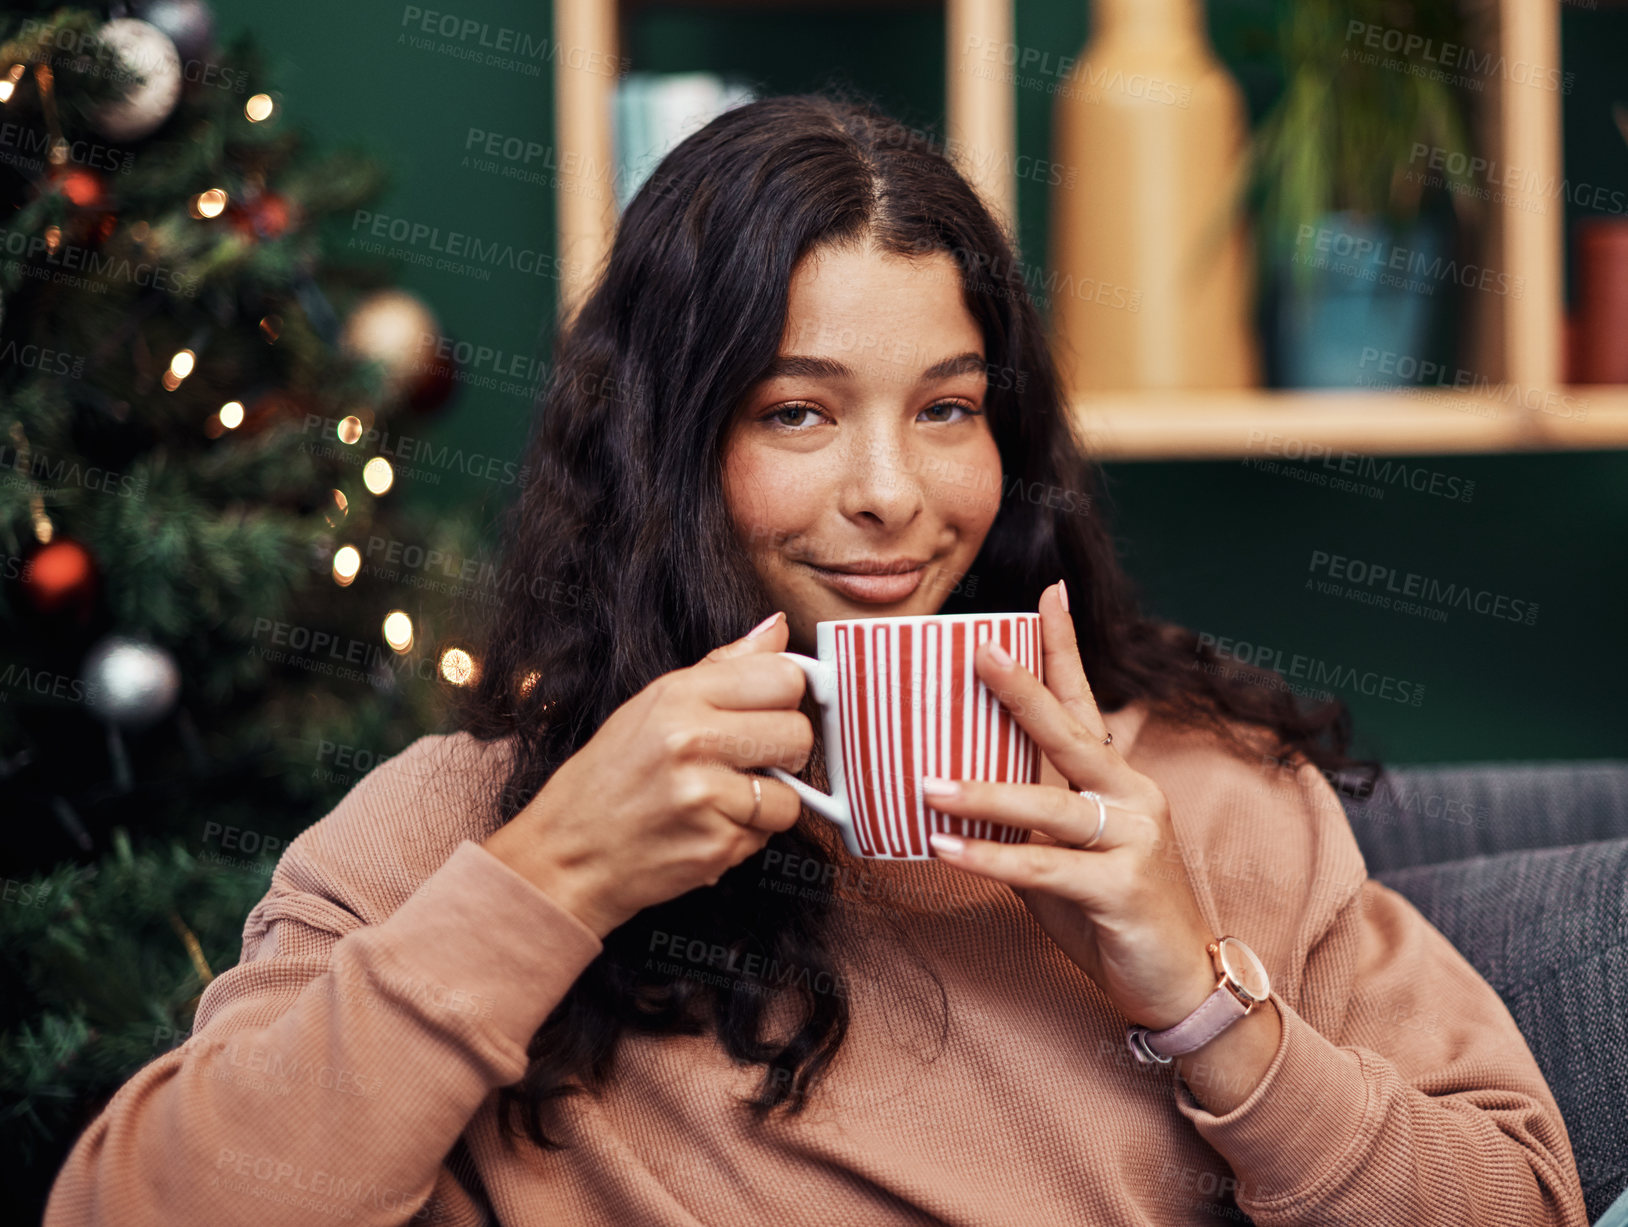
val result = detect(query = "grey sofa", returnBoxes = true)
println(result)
[1337,761,1628,1225]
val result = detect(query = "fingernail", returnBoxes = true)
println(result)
[930,832,965,856]
[746,611,782,639]
[985,641,1014,668]
[1058,578,1069,613]
[920,776,960,797]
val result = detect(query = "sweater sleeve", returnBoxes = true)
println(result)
[1170,767,1589,1226]
[43,837,603,1227]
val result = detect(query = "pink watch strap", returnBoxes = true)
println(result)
[1126,982,1249,1064]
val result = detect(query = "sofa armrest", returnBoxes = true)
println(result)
[1339,760,1628,875]
[1375,836,1628,1224]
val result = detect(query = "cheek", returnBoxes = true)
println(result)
[930,434,1003,533]
[723,438,819,553]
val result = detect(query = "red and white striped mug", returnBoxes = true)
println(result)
[766,612,1045,859]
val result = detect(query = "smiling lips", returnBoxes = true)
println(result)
[802,558,929,603]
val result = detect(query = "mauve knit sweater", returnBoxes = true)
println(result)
[44,702,1590,1226]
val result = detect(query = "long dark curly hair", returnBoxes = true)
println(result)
[449,92,1380,1151]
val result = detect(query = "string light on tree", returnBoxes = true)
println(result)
[362,457,393,495]
[382,610,413,653]
[203,398,243,439]
[513,668,554,714]
[336,415,365,444]
[0,63,24,104]
[162,347,196,391]
[331,545,361,586]
[189,188,228,219]
[324,489,349,528]
[244,92,274,122]
[439,646,478,686]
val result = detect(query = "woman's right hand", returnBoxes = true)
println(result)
[481,611,811,938]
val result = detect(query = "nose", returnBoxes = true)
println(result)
[836,420,924,529]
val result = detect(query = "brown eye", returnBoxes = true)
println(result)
[919,400,980,423]
[766,404,824,429]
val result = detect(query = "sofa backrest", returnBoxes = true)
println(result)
[1336,760,1628,875]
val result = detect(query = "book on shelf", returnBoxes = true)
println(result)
[614,72,756,211]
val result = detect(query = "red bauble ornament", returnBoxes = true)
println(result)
[406,346,457,414]
[239,390,303,434]
[49,167,109,210]
[229,192,297,240]
[19,538,100,623]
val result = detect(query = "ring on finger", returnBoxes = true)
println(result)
[1068,789,1107,850]
[745,773,763,828]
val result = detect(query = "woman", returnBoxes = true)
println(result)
[46,95,1587,1226]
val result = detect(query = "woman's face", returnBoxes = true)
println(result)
[721,240,1004,654]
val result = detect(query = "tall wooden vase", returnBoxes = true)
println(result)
[1049,0,1259,394]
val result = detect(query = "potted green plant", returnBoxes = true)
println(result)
[1248,0,1482,388]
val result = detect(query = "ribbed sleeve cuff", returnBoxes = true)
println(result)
[1173,993,1373,1211]
[367,839,604,1056]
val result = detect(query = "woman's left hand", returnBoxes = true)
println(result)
[921,580,1220,1033]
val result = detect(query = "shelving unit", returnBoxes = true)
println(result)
[1071,387,1628,460]
[551,0,1012,316]
[551,0,1628,460]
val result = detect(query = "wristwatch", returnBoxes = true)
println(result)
[1126,936,1272,1065]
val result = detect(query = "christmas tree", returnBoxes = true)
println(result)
[0,3,501,1211]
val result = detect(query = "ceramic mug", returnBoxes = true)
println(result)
[766,612,1044,859]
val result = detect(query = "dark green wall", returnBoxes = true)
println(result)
[211,0,1626,763]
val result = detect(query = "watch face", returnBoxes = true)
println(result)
[1218,937,1271,1002]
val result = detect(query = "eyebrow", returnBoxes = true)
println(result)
[757,350,988,383]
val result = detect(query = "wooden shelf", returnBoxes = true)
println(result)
[552,0,1014,318]
[1070,388,1628,460]
[623,0,937,7]
[554,0,1628,461]
[1060,0,1625,462]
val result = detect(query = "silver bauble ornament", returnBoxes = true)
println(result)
[339,290,441,401]
[136,0,216,63]
[83,635,182,730]
[90,20,183,142]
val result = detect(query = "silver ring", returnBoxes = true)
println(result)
[1074,790,1107,849]
[1101,730,1114,747]
[747,775,763,828]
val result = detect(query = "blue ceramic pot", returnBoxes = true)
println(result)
[1269,210,1451,389]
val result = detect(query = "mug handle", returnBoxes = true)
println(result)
[765,652,853,834]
